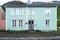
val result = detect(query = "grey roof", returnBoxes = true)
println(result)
[5,1,57,7]
[5,1,26,5]
[52,1,60,5]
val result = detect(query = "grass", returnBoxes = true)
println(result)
[47,28,60,34]
[57,28,60,33]
[57,5,60,27]
[57,21,60,27]
[15,30,26,32]
[0,30,26,32]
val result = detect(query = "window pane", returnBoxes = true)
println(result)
[46,20,50,27]
[28,8,34,15]
[11,8,16,15]
[18,8,20,15]
[19,20,20,26]
[19,20,23,27]
[17,8,21,15]
[20,8,22,15]
[45,8,51,15]
[11,8,22,15]
[22,8,24,15]
[15,20,16,26]
[12,20,16,27]
[12,20,14,26]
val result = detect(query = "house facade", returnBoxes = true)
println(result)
[5,1,57,31]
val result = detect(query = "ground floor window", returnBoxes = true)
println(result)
[11,19,23,27]
[19,20,23,27]
[12,20,16,27]
[46,20,50,27]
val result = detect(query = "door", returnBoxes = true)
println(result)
[28,20,34,30]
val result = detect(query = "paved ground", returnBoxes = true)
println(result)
[0,37,60,40]
[0,31,60,40]
[0,31,60,37]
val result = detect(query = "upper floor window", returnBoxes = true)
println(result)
[45,8,51,15]
[28,8,34,15]
[11,8,23,15]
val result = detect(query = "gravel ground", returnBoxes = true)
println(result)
[0,31,60,37]
[0,37,60,40]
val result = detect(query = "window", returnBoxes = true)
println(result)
[28,8,34,15]
[21,8,24,15]
[16,8,21,15]
[12,20,16,27]
[11,8,16,15]
[46,20,50,27]
[45,8,51,15]
[19,20,23,27]
[11,8,23,15]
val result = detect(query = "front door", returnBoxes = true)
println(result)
[28,20,34,30]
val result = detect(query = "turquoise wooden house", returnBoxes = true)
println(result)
[5,1,57,31]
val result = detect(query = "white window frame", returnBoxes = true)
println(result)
[21,8,24,15]
[45,19,51,27]
[19,20,23,27]
[11,8,24,15]
[16,8,20,15]
[11,8,16,15]
[11,20,16,27]
[28,8,34,15]
[45,8,51,15]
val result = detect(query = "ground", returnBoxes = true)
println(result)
[0,28,60,37]
[0,30,60,37]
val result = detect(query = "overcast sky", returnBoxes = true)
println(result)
[0,0,60,5]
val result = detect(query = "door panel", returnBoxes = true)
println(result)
[28,20,34,30]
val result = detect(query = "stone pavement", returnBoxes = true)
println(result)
[0,31,60,37]
[0,36,60,40]
[0,31,60,40]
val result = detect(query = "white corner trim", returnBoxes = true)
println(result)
[26,7,28,30]
[6,8,7,30]
[56,7,57,29]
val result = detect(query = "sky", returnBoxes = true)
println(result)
[0,0,60,5]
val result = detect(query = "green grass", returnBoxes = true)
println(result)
[48,28,60,34]
[57,21,60,27]
[0,30,26,32]
[0,28,60,33]
[57,5,60,27]
[15,30,26,32]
